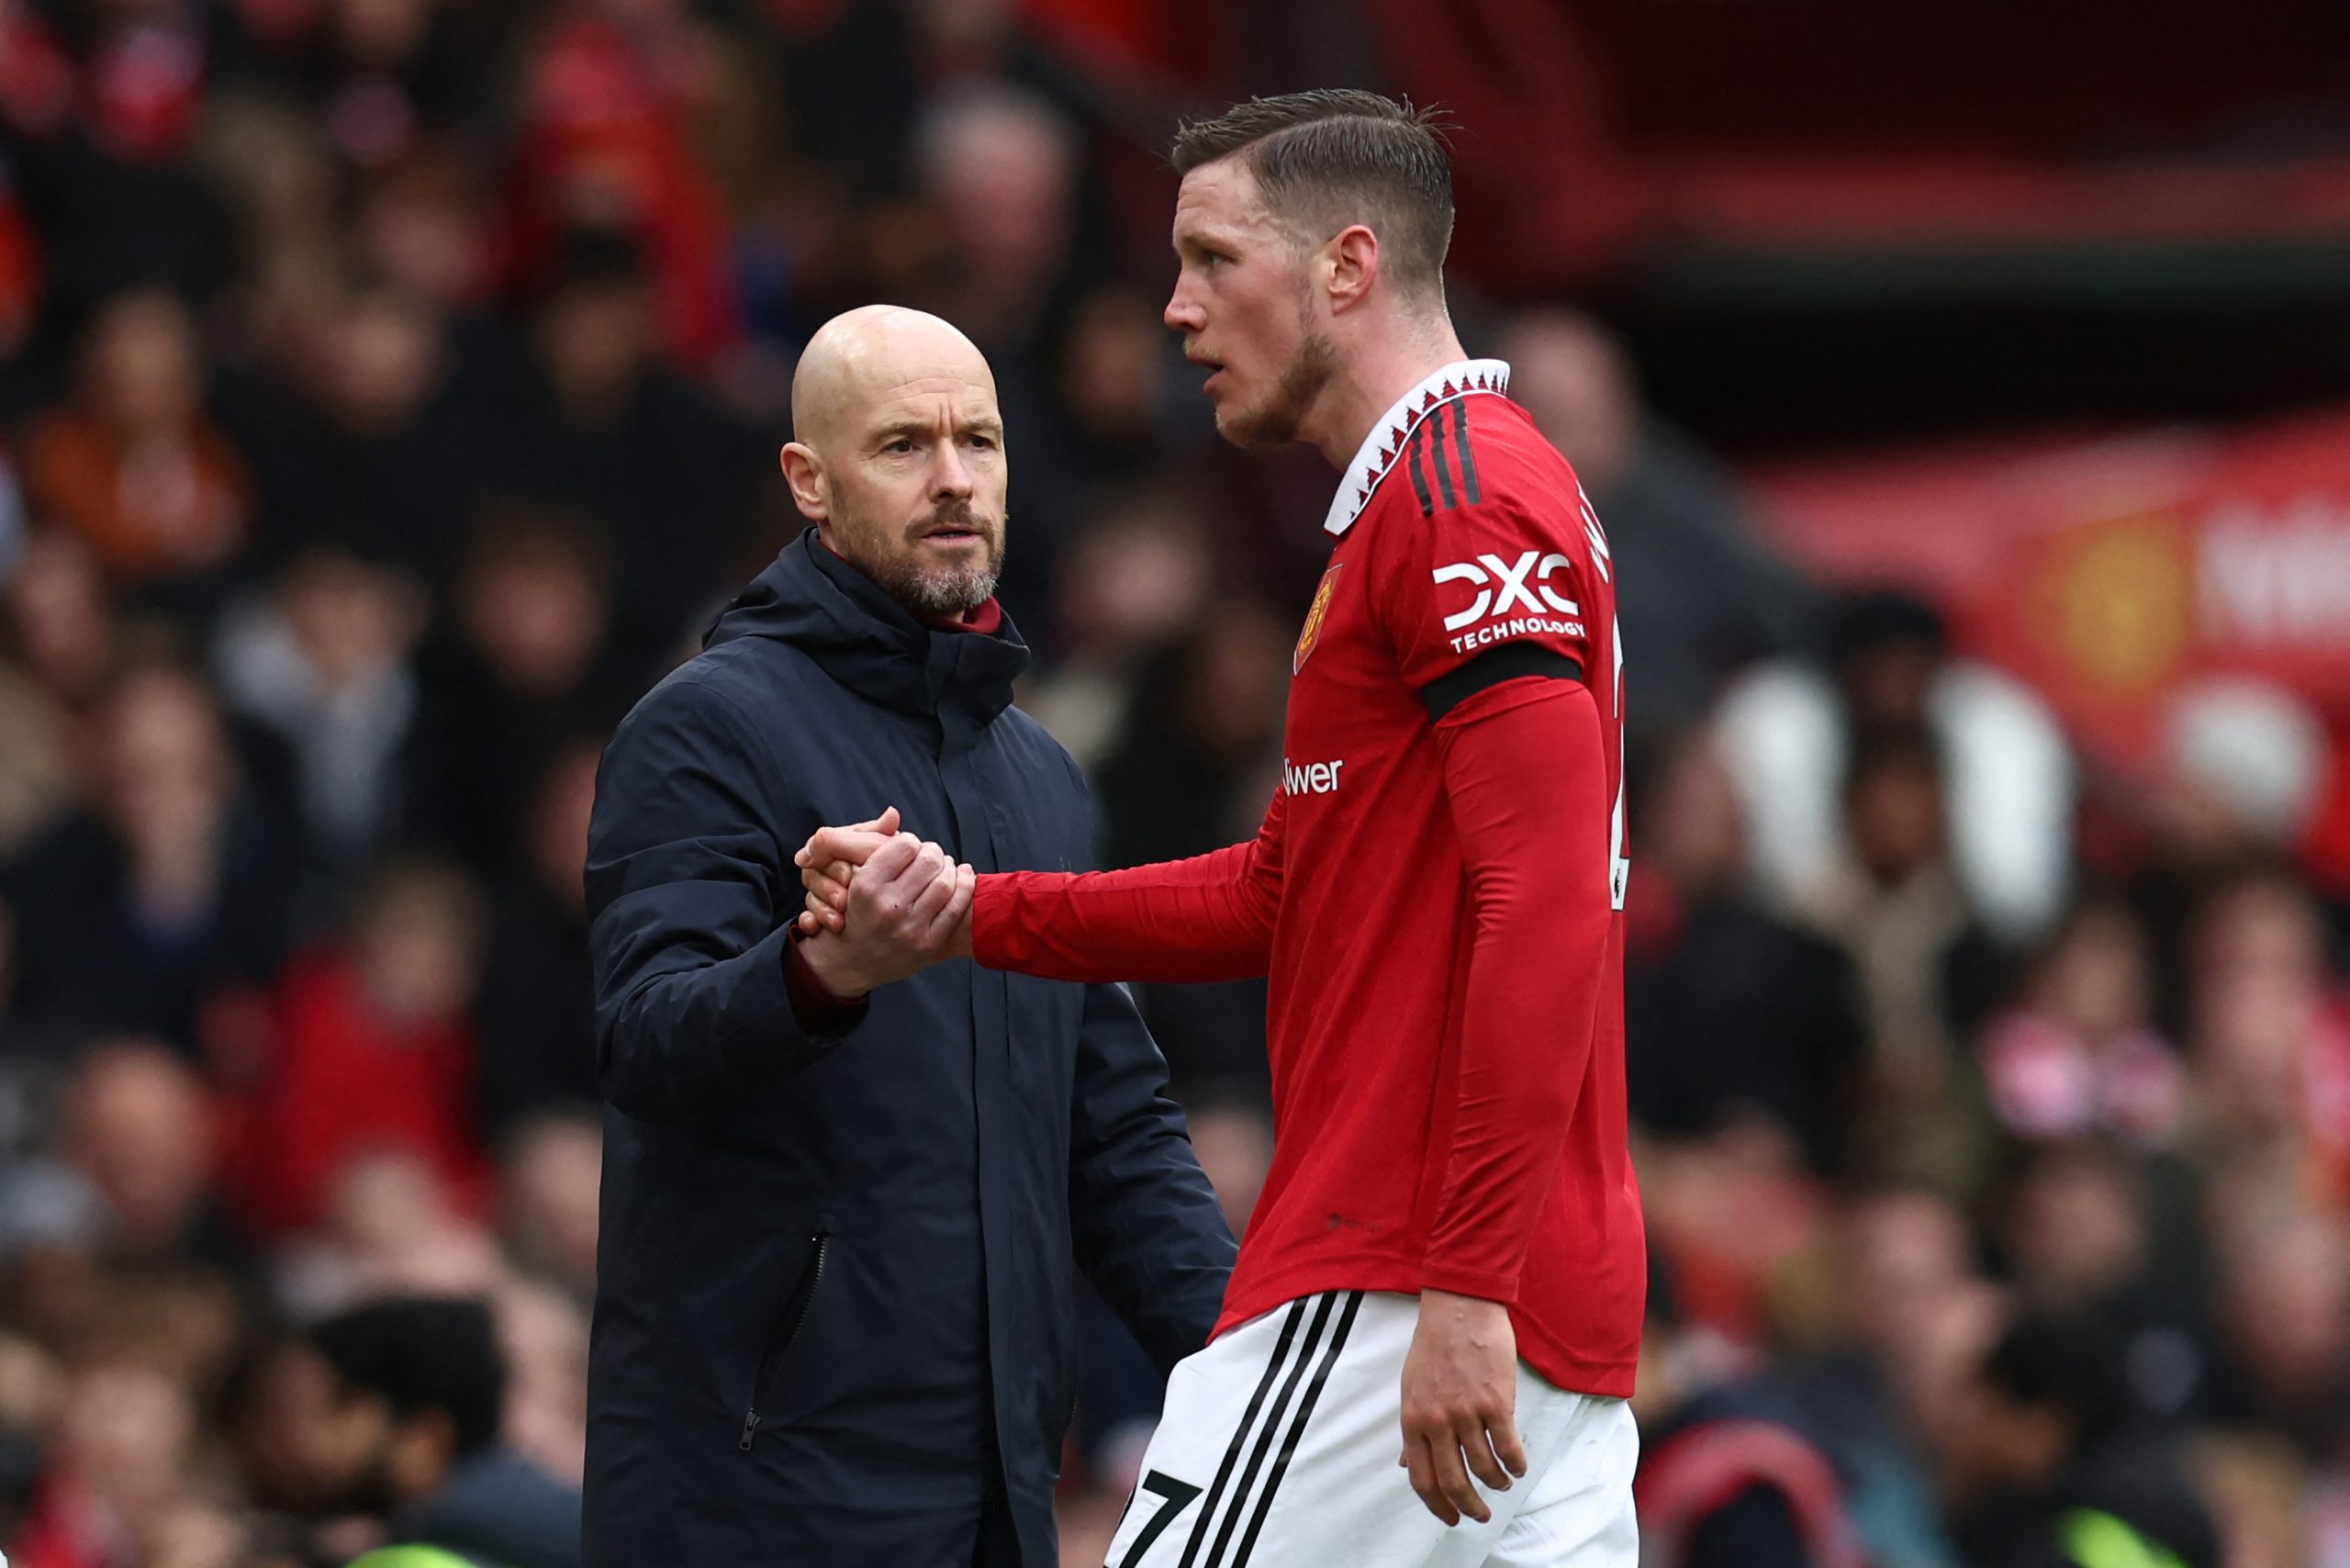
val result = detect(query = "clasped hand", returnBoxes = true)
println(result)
[789,807,973,999]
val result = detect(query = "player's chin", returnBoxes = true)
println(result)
[1214,402,1287,450]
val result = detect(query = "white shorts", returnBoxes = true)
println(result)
[1102,1291,1639,1568]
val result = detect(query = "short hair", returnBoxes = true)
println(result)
[308,1295,507,1458]
[1170,90,1454,297]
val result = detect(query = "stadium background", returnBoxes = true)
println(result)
[0,0,2347,1562]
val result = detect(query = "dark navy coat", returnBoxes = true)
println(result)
[582,532,1236,1565]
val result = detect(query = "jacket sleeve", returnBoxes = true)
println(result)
[586,675,865,1125]
[1067,976,1238,1376]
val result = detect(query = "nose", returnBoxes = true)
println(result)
[1164,277,1203,334]
[931,441,974,499]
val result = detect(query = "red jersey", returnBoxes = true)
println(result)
[975,359,1644,1397]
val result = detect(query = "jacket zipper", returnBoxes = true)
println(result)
[740,1228,831,1452]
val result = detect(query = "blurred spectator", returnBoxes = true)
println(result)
[227,279,487,579]
[234,1294,579,1568]
[1,656,288,1055]
[911,82,1094,617]
[0,152,41,369]
[213,546,426,900]
[1640,1124,1833,1359]
[1942,1313,2221,1568]
[58,1039,251,1281]
[3,531,121,712]
[403,508,619,886]
[1978,900,2186,1148]
[224,858,487,1238]
[1017,498,1211,768]
[488,1274,588,1493]
[20,292,251,590]
[2201,1209,2350,1456]
[1789,723,2005,1190]
[497,1113,598,1306]
[0,0,221,312]
[1050,288,1184,490]
[1632,1276,1866,1568]
[2132,678,2336,1032]
[214,0,498,174]
[271,1153,498,1321]
[490,228,760,676]
[1716,590,2077,945]
[468,739,602,1140]
[1779,1191,1986,1568]
[2184,868,2350,1216]
[1625,732,1865,1175]
[915,83,1080,350]
[1502,308,1818,733]
[1093,602,1288,1095]
[502,6,739,371]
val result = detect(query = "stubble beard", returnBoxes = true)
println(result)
[859,497,1005,618]
[1218,294,1338,450]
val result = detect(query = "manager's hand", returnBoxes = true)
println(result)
[793,812,908,937]
[794,829,974,998]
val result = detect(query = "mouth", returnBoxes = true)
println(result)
[920,524,986,545]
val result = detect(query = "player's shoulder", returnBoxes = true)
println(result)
[1368,391,1582,532]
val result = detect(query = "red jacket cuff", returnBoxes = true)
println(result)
[783,928,866,1035]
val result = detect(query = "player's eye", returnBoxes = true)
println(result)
[965,433,998,451]
[884,438,916,454]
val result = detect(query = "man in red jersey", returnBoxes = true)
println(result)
[799,90,1643,1567]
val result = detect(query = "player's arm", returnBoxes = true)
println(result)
[1417,672,1611,1297]
[587,678,867,1126]
[1379,471,1616,1527]
[800,786,1286,984]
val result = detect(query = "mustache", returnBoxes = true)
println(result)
[911,499,999,537]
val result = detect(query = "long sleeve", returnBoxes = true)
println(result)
[1418,677,1614,1301]
[971,790,1285,984]
[585,676,862,1126]
[1067,977,1238,1375]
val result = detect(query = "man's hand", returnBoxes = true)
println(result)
[1399,1290,1527,1527]
[794,830,974,999]
[794,809,901,936]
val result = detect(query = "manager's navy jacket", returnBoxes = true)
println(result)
[582,532,1236,1565]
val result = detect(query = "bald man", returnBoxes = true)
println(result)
[581,307,1235,1566]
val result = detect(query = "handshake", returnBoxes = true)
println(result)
[789,807,976,1001]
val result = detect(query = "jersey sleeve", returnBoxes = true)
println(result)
[1371,465,1601,705]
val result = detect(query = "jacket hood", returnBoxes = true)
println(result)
[704,529,1028,725]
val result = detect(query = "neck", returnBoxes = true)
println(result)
[1297,309,1468,470]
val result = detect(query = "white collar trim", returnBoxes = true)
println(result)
[1322,358,1513,537]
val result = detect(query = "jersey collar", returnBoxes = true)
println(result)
[1323,357,1513,538]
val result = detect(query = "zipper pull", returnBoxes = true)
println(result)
[738,1408,761,1451]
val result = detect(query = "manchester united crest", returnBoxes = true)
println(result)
[1294,563,1343,674]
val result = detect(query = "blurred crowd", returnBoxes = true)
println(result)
[0,1,2344,1566]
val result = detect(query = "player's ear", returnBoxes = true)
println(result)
[780,442,829,521]
[1325,224,1380,313]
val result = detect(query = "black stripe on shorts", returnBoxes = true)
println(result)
[1230,1291,1365,1567]
[1175,1298,1312,1568]
[1197,1294,1341,1567]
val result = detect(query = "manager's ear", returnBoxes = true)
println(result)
[779,442,829,522]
